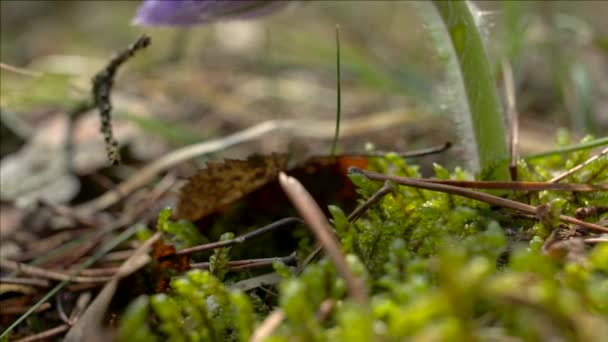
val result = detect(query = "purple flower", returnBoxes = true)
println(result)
[133,0,291,26]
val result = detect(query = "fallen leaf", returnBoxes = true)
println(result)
[177,153,367,223]
[177,153,288,221]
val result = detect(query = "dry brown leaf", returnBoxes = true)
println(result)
[177,153,287,221]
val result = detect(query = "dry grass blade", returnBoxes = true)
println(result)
[549,146,608,183]
[279,172,368,304]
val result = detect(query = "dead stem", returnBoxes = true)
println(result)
[190,253,297,271]
[350,167,608,234]
[502,59,519,181]
[297,181,394,274]
[175,217,303,256]
[92,34,151,165]
[401,179,606,192]
[583,238,608,244]
[0,277,50,288]
[250,309,285,342]
[12,325,69,342]
[549,146,608,183]
[279,172,368,304]
[0,259,113,284]
[0,302,51,316]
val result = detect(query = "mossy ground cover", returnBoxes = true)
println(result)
[119,140,608,341]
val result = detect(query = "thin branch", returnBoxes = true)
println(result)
[0,62,43,77]
[279,172,368,304]
[0,277,50,288]
[549,146,608,183]
[330,24,342,157]
[348,181,394,222]
[12,325,69,342]
[337,142,452,159]
[190,254,297,271]
[350,167,608,234]
[583,238,608,244]
[0,259,113,284]
[409,178,606,192]
[175,217,303,256]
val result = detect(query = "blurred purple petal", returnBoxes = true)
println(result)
[133,0,291,26]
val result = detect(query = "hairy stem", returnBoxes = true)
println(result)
[432,0,510,180]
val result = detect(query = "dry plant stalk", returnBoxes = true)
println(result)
[278,172,368,304]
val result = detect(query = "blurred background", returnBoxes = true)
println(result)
[1,0,607,207]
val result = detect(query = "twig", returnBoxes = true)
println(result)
[175,217,303,256]
[0,62,43,77]
[39,199,99,228]
[583,238,608,244]
[0,277,50,288]
[330,24,342,157]
[228,272,287,292]
[316,299,335,322]
[190,254,297,271]
[279,172,368,304]
[350,167,608,234]
[0,302,51,316]
[502,59,519,181]
[336,142,452,159]
[549,146,608,183]
[406,179,606,192]
[12,325,69,342]
[250,309,285,342]
[0,259,113,284]
[92,34,151,165]
[348,181,394,222]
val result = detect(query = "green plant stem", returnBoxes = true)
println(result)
[432,0,510,180]
[330,25,342,157]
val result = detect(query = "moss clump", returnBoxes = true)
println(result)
[119,137,608,341]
